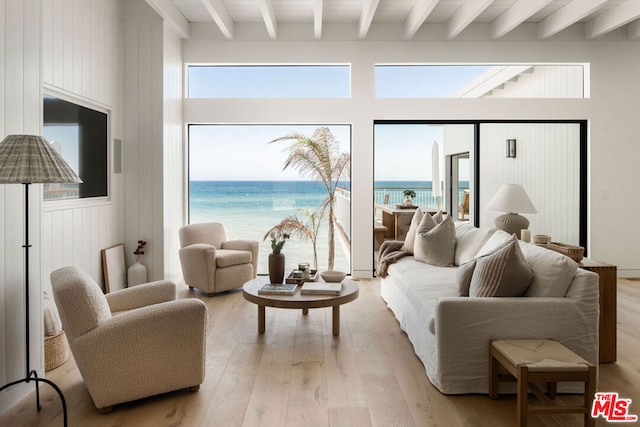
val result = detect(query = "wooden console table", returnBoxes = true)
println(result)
[579,258,617,363]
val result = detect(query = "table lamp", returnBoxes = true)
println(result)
[0,134,82,427]
[486,183,537,237]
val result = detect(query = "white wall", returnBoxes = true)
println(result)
[40,0,125,289]
[485,65,584,98]
[162,22,185,283]
[0,0,125,414]
[0,0,48,411]
[123,0,185,282]
[183,25,640,277]
[479,123,581,245]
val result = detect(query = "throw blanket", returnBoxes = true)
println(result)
[376,240,409,278]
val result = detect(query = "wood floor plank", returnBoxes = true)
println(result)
[2,278,640,427]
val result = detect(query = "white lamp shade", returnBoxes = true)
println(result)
[0,134,82,184]
[486,183,537,214]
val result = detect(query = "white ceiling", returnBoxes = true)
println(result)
[149,0,640,40]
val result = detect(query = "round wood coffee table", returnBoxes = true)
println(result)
[242,277,359,336]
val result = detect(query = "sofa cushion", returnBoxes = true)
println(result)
[454,222,497,265]
[215,249,252,268]
[520,242,578,297]
[475,228,514,257]
[469,235,533,297]
[414,214,455,267]
[456,258,477,297]
[401,209,424,253]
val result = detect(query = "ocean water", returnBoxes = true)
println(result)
[189,180,468,275]
[189,180,350,275]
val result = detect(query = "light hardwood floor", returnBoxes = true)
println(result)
[2,278,639,427]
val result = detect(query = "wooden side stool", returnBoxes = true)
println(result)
[490,339,596,427]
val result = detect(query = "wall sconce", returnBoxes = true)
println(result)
[506,138,516,158]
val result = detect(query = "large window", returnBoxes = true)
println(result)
[188,124,351,275]
[373,120,586,271]
[188,65,351,98]
[375,64,587,98]
[43,94,108,200]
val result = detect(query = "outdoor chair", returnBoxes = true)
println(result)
[459,190,470,220]
[179,222,259,296]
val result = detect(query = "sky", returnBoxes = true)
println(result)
[188,65,487,181]
[189,124,351,181]
[44,125,80,173]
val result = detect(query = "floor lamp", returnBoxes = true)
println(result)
[0,135,82,426]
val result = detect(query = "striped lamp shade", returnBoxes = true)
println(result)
[0,134,82,184]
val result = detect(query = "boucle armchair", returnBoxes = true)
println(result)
[179,222,259,296]
[50,266,207,413]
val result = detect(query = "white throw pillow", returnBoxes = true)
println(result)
[469,234,533,297]
[414,214,455,267]
[454,223,497,266]
[520,241,578,297]
[401,208,424,253]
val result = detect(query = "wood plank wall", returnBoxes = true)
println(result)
[479,123,581,245]
[0,0,47,411]
[40,0,124,290]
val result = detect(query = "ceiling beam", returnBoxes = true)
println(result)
[201,0,234,39]
[258,0,278,39]
[359,0,380,39]
[538,0,608,39]
[585,0,640,39]
[145,0,190,39]
[627,19,640,39]
[405,0,439,39]
[491,0,553,39]
[446,0,495,40]
[314,0,323,39]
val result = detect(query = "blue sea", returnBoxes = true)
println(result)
[189,180,468,274]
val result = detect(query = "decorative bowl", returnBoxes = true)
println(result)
[533,234,551,244]
[321,270,346,283]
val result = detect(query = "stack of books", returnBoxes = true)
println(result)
[258,283,298,295]
[300,282,342,296]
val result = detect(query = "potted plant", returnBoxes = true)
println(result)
[403,189,416,205]
[264,229,290,284]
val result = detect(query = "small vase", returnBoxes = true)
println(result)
[268,252,285,284]
[404,196,413,206]
[128,261,147,287]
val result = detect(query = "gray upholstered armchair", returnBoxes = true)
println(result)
[178,222,259,296]
[50,266,207,413]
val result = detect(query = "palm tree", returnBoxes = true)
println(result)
[270,127,350,270]
[263,206,324,269]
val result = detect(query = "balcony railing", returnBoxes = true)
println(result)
[334,186,468,242]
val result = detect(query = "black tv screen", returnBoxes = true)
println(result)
[43,94,108,200]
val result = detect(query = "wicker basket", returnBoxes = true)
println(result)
[546,242,585,262]
[45,330,70,372]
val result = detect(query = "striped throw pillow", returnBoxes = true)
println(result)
[469,234,533,297]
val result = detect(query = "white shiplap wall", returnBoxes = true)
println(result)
[162,24,185,283]
[41,0,124,292]
[1,0,124,414]
[0,0,47,411]
[485,66,584,99]
[479,123,581,245]
[124,0,186,282]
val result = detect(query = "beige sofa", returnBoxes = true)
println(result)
[51,266,207,412]
[380,222,600,394]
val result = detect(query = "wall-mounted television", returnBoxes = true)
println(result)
[43,94,108,200]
